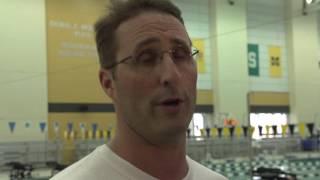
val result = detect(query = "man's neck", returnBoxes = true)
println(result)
[109,124,188,180]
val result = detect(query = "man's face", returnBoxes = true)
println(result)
[103,12,197,145]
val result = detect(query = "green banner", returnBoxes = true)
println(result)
[248,44,259,76]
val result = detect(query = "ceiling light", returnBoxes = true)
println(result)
[306,0,314,4]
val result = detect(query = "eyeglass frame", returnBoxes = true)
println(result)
[104,46,200,70]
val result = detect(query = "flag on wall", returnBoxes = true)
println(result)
[248,44,259,76]
[92,123,98,133]
[8,122,16,133]
[269,46,282,77]
[79,123,85,131]
[39,122,46,133]
[54,122,59,133]
[298,123,305,137]
[25,122,30,128]
[67,122,73,132]
[79,123,86,138]
[192,39,206,73]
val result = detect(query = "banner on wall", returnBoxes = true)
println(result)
[192,39,206,73]
[248,44,259,76]
[46,0,103,63]
[46,0,108,105]
[8,122,16,133]
[269,46,282,78]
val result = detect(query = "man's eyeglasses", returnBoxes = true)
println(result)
[105,46,200,71]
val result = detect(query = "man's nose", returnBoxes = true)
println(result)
[158,54,182,86]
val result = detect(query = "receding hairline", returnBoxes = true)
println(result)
[94,0,186,71]
[114,11,192,47]
[114,9,185,33]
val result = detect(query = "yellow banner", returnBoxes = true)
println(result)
[249,127,255,136]
[223,127,229,137]
[235,126,242,138]
[298,123,305,137]
[211,127,217,138]
[266,125,270,137]
[192,39,206,73]
[269,46,282,77]
[46,0,110,103]
[281,125,288,136]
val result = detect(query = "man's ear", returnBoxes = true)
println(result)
[99,68,116,101]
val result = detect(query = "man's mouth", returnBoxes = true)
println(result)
[153,97,185,113]
[161,98,183,106]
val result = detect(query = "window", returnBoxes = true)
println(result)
[189,113,204,136]
[250,113,288,139]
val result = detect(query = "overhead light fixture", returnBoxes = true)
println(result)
[227,0,234,5]
[303,0,320,15]
[306,0,314,4]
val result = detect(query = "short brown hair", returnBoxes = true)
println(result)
[94,0,184,73]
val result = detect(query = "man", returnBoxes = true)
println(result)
[51,0,227,179]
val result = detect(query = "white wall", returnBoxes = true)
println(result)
[174,0,213,90]
[247,0,289,92]
[211,0,249,124]
[175,0,290,92]
[286,0,320,124]
[0,0,48,142]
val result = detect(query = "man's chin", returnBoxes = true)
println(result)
[160,124,188,139]
[153,130,187,146]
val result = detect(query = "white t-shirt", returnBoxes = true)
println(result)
[50,145,227,180]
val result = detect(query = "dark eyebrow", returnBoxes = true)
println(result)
[135,38,160,51]
[134,37,192,52]
[170,38,192,47]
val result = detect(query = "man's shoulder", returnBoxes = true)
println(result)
[50,145,110,180]
[187,156,228,180]
[49,157,91,180]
